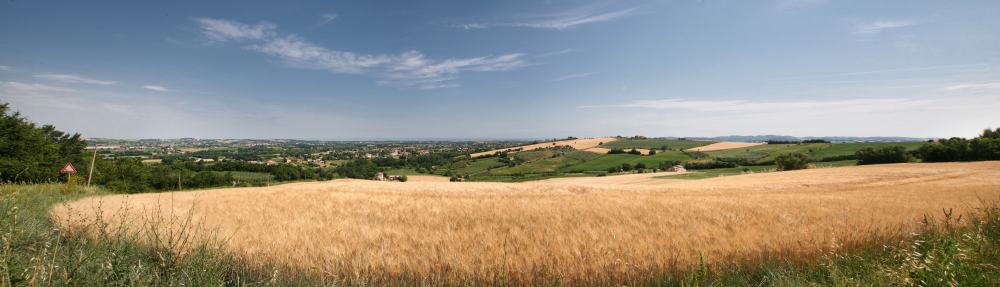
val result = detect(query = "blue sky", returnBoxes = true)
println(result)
[1,0,998,140]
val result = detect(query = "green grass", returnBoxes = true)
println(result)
[562,152,692,172]
[0,184,278,286]
[491,156,581,174]
[454,159,506,174]
[513,150,550,161]
[810,142,926,158]
[654,160,858,180]
[628,152,691,167]
[599,138,716,150]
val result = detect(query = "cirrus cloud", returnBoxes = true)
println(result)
[194,17,527,89]
[34,74,118,85]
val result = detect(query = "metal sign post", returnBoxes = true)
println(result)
[61,162,77,181]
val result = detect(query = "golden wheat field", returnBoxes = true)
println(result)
[685,141,766,151]
[469,137,616,157]
[52,161,1000,282]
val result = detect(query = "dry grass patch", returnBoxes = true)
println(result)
[401,175,450,182]
[470,137,616,157]
[686,141,766,151]
[53,161,1000,284]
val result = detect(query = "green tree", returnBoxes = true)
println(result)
[648,149,656,156]
[855,145,912,165]
[0,102,87,183]
[622,163,633,171]
[774,153,813,171]
[94,157,151,194]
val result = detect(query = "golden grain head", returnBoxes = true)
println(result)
[52,161,1000,282]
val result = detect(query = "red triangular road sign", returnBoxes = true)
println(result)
[61,163,77,173]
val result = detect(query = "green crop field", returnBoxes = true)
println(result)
[598,138,716,150]
[702,142,928,162]
[810,142,927,159]
[562,154,642,172]
[562,152,692,172]
[455,159,506,174]
[628,152,691,167]
[702,143,824,158]
[565,150,604,162]
[492,157,581,174]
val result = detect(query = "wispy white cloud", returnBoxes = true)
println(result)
[854,19,918,34]
[946,82,1000,90]
[34,74,118,85]
[193,18,276,41]
[194,18,527,89]
[0,81,75,92]
[318,13,338,26]
[143,85,170,91]
[771,64,985,81]
[579,98,937,113]
[538,49,576,57]
[458,6,635,29]
[551,72,593,81]
[0,66,11,71]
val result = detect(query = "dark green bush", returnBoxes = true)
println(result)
[774,153,813,171]
[855,145,912,165]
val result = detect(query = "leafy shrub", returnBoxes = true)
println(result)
[683,161,738,170]
[683,151,709,159]
[398,175,408,182]
[774,153,813,171]
[855,145,912,165]
[818,155,856,162]
[658,160,684,170]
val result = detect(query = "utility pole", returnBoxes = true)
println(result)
[87,149,97,187]
[178,174,182,191]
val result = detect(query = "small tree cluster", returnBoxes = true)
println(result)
[918,128,1000,162]
[854,145,912,165]
[774,153,813,171]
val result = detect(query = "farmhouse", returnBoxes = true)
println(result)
[668,165,686,172]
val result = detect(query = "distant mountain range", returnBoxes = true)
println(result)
[678,135,936,143]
